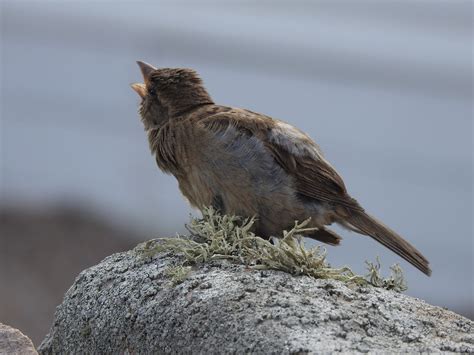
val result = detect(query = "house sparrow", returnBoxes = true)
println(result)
[131,61,431,276]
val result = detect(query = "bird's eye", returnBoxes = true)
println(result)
[148,87,156,96]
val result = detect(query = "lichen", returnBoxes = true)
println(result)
[165,265,192,285]
[365,257,407,292]
[139,207,407,291]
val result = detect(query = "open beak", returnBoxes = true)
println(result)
[136,60,156,85]
[131,61,157,98]
[130,83,147,98]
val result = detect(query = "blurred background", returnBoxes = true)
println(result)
[1,0,472,345]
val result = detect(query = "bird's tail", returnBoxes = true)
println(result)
[344,210,431,276]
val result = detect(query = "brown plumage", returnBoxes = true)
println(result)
[131,61,432,276]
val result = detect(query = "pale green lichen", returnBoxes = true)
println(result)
[141,207,407,291]
[365,257,407,292]
[165,265,192,285]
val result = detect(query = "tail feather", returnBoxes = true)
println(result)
[345,211,431,276]
[305,227,342,246]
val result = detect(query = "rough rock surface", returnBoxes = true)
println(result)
[39,241,474,354]
[0,323,37,355]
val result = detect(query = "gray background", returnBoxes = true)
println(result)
[1,0,472,341]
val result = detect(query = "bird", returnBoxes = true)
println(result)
[131,61,431,276]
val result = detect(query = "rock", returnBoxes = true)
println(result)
[0,323,37,355]
[39,241,473,354]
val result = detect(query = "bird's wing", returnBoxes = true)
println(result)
[199,110,362,211]
[199,110,431,276]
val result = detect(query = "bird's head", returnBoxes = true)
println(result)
[131,61,213,130]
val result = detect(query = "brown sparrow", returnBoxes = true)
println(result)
[131,61,431,276]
